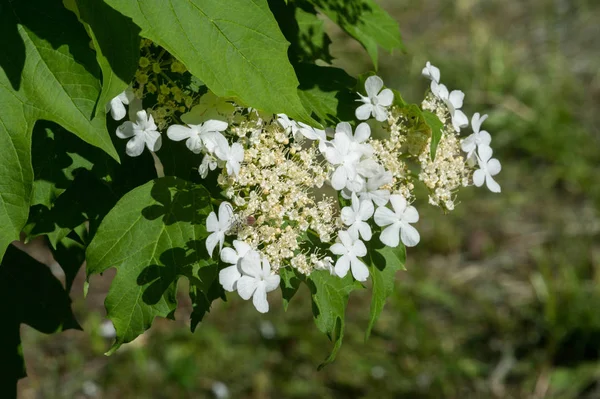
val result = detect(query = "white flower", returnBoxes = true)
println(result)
[473,145,501,193]
[374,195,420,247]
[421,61,441,83]
[198,154,218,178]
[214,136,244,177]
[358,170,392,207]
[206,202,234,257]
[431,81,469,132]
[335,122,372,155]
[107,88,135,121]
[323,132,363,191]
[330,230,369,281]
[355,75,394,122]
[236,250,280,313]
[314,256,335,275]
[116,110,162,157]
[277,114,301,136]
[341,193,374,241]
[166,120,228,154]
[461,113,492,160]
[219,240,252,292]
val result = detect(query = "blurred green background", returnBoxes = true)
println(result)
[17,0,600,398]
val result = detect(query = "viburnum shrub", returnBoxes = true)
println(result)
[0,0,501,388]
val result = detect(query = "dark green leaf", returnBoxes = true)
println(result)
[104,0,316,123]
[280,267,302,311]
[306,270,361,369]
[365,238,406,340]
[0,245,80,386]
[86,177,217,352]
[75,0,141,116]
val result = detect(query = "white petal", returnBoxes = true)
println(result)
[220,247,239,265]
[354,123,371,143]
[125,135,145,157]
[240,250,262,277]
[340,206,356,226]
[477,145,493,163]
[389,194,407,215]
[358,199,374,220]
[233,240,252,257]
[350,257,369,282]
[116,121,135,139]
[330,243,346,256]
[487,159,501,176]
[449,90,465,109]
[365,75,384,98]
[473,169,485,187]
[252,283,269,313]
[358,222,372,241]
[355,103,372,120]
[400,224,420,247]
[145,130,162,152]
[461,135,477,153]
[452,110,469,131]
[218,202,233,229]
[471,113,488,133]
[377,89,394,107]
[335,122,353,138]
[402,205,419,224]
[486,175,501,193]
[219,265,242,292]
[186,135,203,154]
[205,232,220,257]
[202,119,228,133]
[109,97,127,121]
[206,212,218,232]
[380,224,401,247]
[237,276,257,300]
[352,238,367,257]
[331,166,348,191]
[338,230,353,248]
[264,274,280,292]
[231,143,244,163]
[371,190,391,207]
[135,110,149,125]
[374,206,397,227]
[479,131,492,147]
[167,125,193,141]
[372,105,388,122]
[334,255,350,278]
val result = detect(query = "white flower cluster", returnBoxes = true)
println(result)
[105,62,501,313]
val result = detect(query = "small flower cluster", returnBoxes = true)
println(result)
[106,60,502,313]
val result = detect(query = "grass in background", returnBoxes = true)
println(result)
[18,0,600,398]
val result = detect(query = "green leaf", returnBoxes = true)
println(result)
[104,0,315,123]
[306,0,404,69]
[294,6,332,63]
[279,267,301,311]
[306,270,361,369]
[365,239,406,340]
[75,0,141,116]
[0,0,119,257]
[0,245,80,387]
[86,177,217,352]
[297,64,357,126]
[423,110,444,160]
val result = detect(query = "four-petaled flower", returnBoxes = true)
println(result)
[116,110,162,157]
[421,61,441,83]
[237,250,281,313]
[323,132,363,191]
[431,81,469,132]
[219,240,253,292]
[461,113,492,160]
[473,145,501,193]
[206,201,234,257]
[355,76,394,122]
[107,88,135,121]
[341,193,374,241]
[374,194,420,248]
[214,135,244,177]
[166,120,228,154]
[335,122,372,155]
[330,230,369,281]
